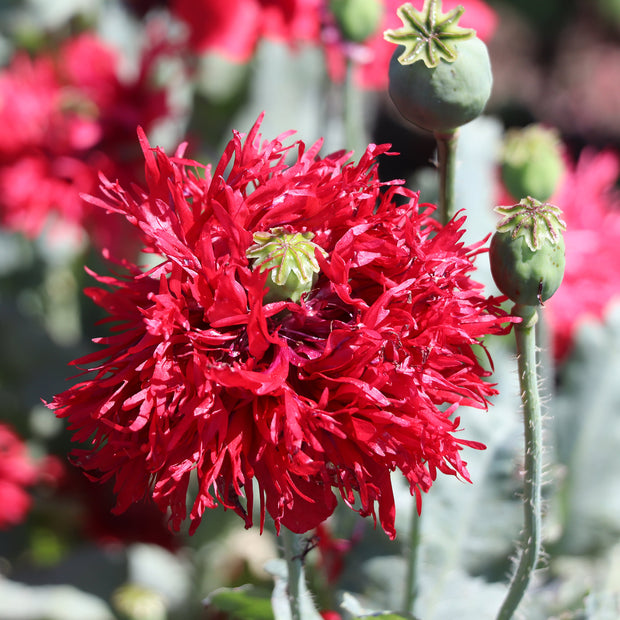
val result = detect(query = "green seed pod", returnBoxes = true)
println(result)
[384,0,493,133]
[330,0,383,43]
[501,124,566,201]
[489,197,566,306]
[246,229,327,303]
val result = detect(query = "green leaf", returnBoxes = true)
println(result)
[204,585,275,620]
[204,559,324,620]
[550,303,620,555]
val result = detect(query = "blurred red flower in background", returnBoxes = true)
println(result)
[53,468,179,550]
[314,521,363,583]
[0,31,170,253]
[171,0,322,60]
[0,423,39,530]
[50,115,511,540]
[546,149,620,360]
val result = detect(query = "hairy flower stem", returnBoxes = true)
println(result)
[496,304,543,620]
[403,508,421,613]
[434,129,459,225]
[282,528,305,620]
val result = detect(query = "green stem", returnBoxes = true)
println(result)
[282,528,304,620]
[403,506,421,614]
[434,129,459,226]
[496,304,543,620]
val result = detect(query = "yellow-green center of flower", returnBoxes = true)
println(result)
[494,197,566,252]
[246,229,327,303]
[383,0,475,68]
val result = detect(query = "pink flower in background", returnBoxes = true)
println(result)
[171,0,323,60]
[546,149,620,361]
[50,116,512,539]
[0,31,170,252]
[0,423,38,530]
[325,0,498,90]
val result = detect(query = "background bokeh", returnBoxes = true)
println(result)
[1,0,620,618]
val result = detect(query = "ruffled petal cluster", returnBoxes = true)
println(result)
[50,115,511,538]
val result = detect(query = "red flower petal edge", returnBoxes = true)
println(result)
[49,114,513,539]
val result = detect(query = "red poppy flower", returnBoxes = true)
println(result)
[50,115,512,539]
[0,423,39,530]
[545,149,620,361]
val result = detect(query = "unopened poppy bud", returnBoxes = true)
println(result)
[247,229,327,303]
[489,197,566,306]
[501,125,566,201]
[330,0,383,43]
[384,0,492,133]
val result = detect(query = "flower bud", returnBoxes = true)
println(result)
[489,197,566,306]
[247,229,327,303]
[330,0,383,43]
[384,0,492,133]
[501,124,566,201]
